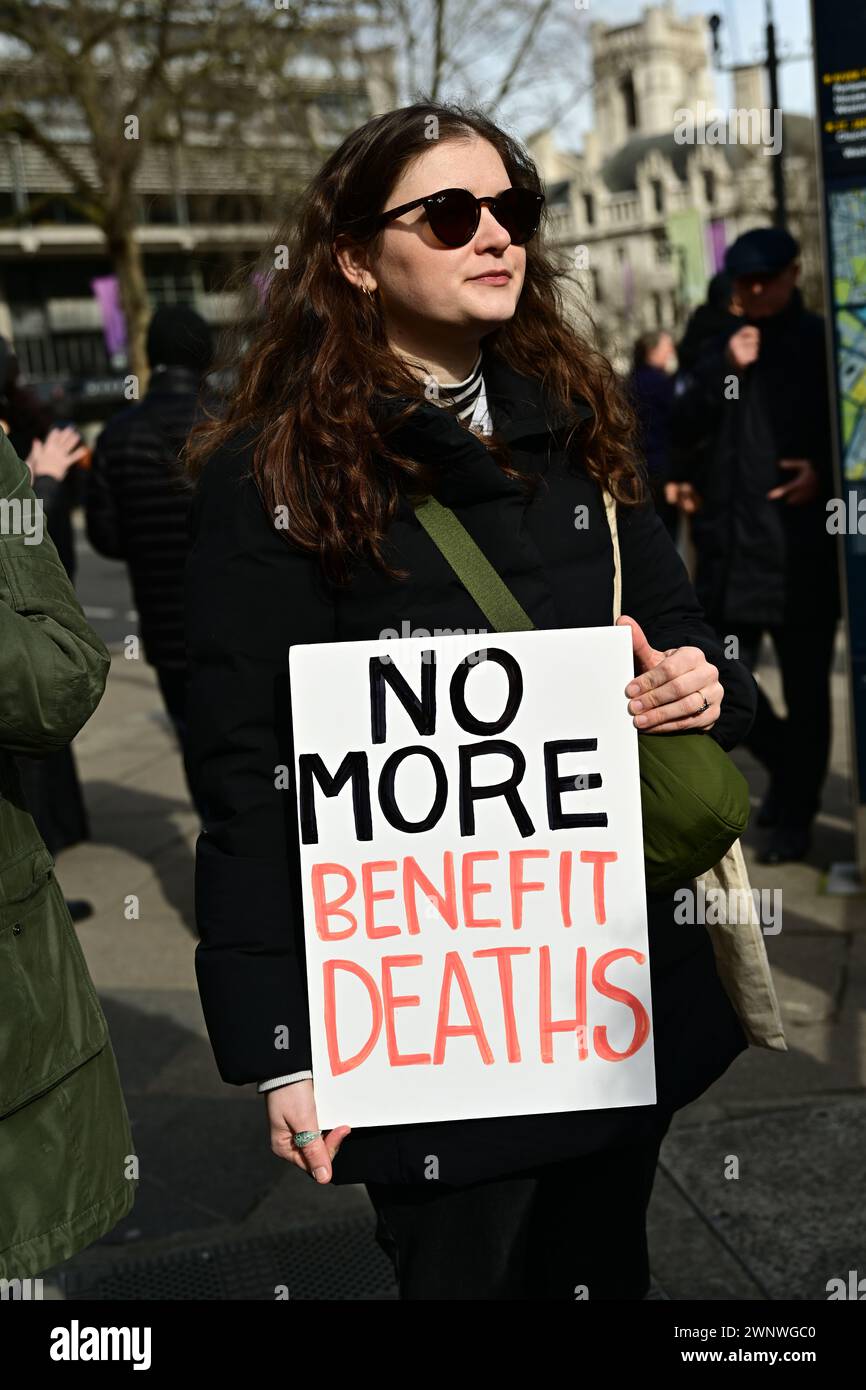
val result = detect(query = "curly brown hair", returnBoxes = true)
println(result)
[184,101,644,585]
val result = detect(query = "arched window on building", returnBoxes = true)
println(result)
[620,74,638,131]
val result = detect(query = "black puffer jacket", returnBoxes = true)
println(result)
[185,344,757,1187]
[86,364,207,669]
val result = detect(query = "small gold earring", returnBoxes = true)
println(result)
[362,282,374,300]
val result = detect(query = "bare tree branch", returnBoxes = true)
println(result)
[0,107,104,214]
[431,0,447,100]
[489,0,555,107]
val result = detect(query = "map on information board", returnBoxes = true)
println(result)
[831,190,866,479]
[831,189,866,306]
[835,307,866,480]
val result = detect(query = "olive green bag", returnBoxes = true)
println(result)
[412,493,750,894]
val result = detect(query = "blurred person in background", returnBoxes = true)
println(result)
[667,273,743,522]
[671,228,840,865]
[628,329,677,538]
[0,337,94,914]
[0,336,89,575]
[86,305,214,820]
[676,271,741,374]
[0,336,53,446]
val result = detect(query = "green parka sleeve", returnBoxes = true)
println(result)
[0,430,110,757]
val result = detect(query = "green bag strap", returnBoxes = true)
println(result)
[413,489,619,632]
[413,495,536,632]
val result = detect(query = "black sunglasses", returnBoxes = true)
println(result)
[339,186,545,248]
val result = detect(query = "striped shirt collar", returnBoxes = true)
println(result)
[435,350,484,424]
[374,343,593,443]
[403,350,493,434]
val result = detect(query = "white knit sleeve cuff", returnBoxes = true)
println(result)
[257,1070,313,1092]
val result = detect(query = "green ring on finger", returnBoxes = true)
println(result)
[293,1129,323,1149]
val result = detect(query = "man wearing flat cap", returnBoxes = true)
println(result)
[671,226,840,864]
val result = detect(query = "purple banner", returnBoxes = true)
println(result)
[90,275,127,357]
[706,218,728,275]
[252,268,273,308]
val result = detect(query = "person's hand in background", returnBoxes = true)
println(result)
[724,324,760,371]
[26,426,89,482]
[766,457,820,506]
[665,481,702,513]
[266,1079,351,1184]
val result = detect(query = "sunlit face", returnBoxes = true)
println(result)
[345,135,527,355]
[732,261,799,320]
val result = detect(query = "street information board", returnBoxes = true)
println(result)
[812,0,866,874]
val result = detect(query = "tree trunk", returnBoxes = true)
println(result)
[106,219,151,395]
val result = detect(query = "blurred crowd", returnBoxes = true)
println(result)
[0,305,215,921]
[627,226,839,866]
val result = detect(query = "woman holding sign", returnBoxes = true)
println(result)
[184,103,759,1301]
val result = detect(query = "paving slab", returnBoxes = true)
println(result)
[654,1098,866,1301]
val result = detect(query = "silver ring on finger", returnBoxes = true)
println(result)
[293,1129,323,1149]
[697,689,710,714]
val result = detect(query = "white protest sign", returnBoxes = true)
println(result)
[289,624,655,1129]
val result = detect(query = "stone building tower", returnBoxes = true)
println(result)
[591,0,716,150]
[528,0,821,363]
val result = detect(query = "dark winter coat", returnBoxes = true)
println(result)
[0,430,136,1277]
[670,290,841,629]
[13,466,90,855]
[184,343,757,1187]
[86,364,207,670]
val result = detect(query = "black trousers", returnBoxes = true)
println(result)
[154,665,207,821]
[723,620,837,829]
[365,1109,672,1301]
[14,744,89,856]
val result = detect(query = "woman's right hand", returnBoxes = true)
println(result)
[266,1080,351,1184]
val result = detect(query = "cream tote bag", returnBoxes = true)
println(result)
[603,491,787,1052]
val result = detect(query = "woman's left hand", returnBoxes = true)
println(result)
[616,615,723,733]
